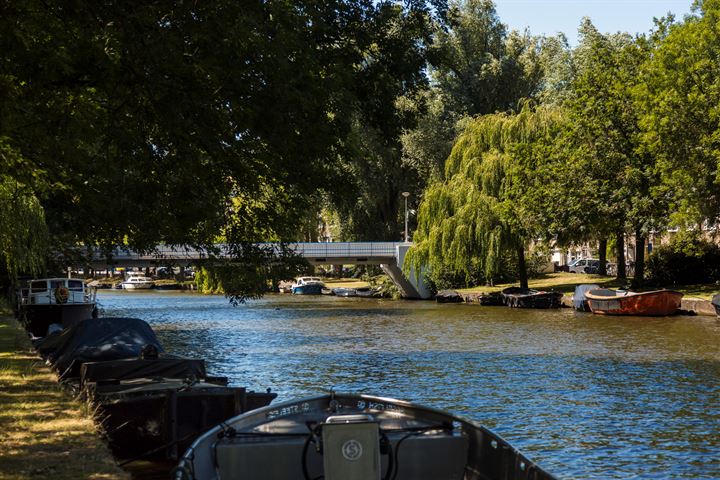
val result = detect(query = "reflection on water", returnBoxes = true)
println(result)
[99,291,720,479]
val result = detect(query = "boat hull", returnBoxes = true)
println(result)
[712,294,720,318]
[291,284,323,295]
[18,303,97,337]
[94,383,277,461]
[502,288,563,309]
[174,393,557,480]
[586,289,683,316]
[122,282,154,290]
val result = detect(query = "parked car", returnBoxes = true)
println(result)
[568,259,598,273]
[569,259,613,274]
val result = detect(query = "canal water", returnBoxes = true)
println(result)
[99,291,720,480]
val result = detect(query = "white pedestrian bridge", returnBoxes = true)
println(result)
[89,242,430,299]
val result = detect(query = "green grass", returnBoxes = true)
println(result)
[457,272,719,300]
[0,315,128,480]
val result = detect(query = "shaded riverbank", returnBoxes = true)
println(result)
[0,314,127,480]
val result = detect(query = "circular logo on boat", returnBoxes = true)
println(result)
[342,439,363,461]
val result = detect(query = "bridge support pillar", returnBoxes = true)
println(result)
[381,244,431,299]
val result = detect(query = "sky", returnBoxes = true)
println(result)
[493,0,695,45]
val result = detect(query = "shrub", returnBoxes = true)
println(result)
[646,235,720,285]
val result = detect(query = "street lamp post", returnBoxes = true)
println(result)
[402,192,410,242]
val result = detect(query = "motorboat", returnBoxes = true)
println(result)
[571,284,600,312]
[712,294,720,318]
[291,277,325,295]
[584,288,683,316]
[15,277,98,337]
[501,287,563,309]
[121,271,155,290]
[173,392,558,480]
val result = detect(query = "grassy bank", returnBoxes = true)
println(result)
[457,272,718,300]
[0,311,128,480]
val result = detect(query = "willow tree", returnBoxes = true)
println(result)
[0,174,48,288]
[406,106,563,289]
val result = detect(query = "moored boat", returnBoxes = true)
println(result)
[173,392,558,480]
[479,291,504,306]
[15,277,98,337]
[572,284,600,312]
[435,289,464,303]
[712,294,720,318]
[33,317,278,462]
[121,272,155,289]
[291,276,325,295]
[501,287,563,309]
[333,287,357,297]
[584,288,683,316]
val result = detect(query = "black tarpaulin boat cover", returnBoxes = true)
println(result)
[34,317,164,378]
[80,358,206,385]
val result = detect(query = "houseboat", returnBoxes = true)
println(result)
[16,277,97,337]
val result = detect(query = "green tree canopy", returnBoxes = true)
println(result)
[638,0,720,226]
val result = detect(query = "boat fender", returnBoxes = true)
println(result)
[54,286,69,304]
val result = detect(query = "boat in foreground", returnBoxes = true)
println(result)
[173,393,557,480]
[16,278,97,337]
[584,288,683,316]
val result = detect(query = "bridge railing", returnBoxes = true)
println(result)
[92,242,405,262]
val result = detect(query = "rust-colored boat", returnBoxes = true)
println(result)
[585,288,683,316]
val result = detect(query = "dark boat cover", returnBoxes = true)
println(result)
[712,294,720,317]
[80,358,206,386]
[435,290,464,303]
[33,317,163,378]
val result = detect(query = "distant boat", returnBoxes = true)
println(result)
[572,284,600,312]
[435,290,463,303]
[584,288,683,316]
[291,276,325,295]
[121,272,155,290]
[355,286,375,297]
[15,277,98,337]
[713,294,720,318]
[173,393,558,480]
[333,287,357,297]
[479,291,504,306]
[501,287,563,309]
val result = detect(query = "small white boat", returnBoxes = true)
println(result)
[121,272,155,290]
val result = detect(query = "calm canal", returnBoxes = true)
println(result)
[99,291,720,480]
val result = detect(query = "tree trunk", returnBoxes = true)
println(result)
[634,229,645,287]
[598,238,607,276]
[517,246,528,289]
[616,230,626,280]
